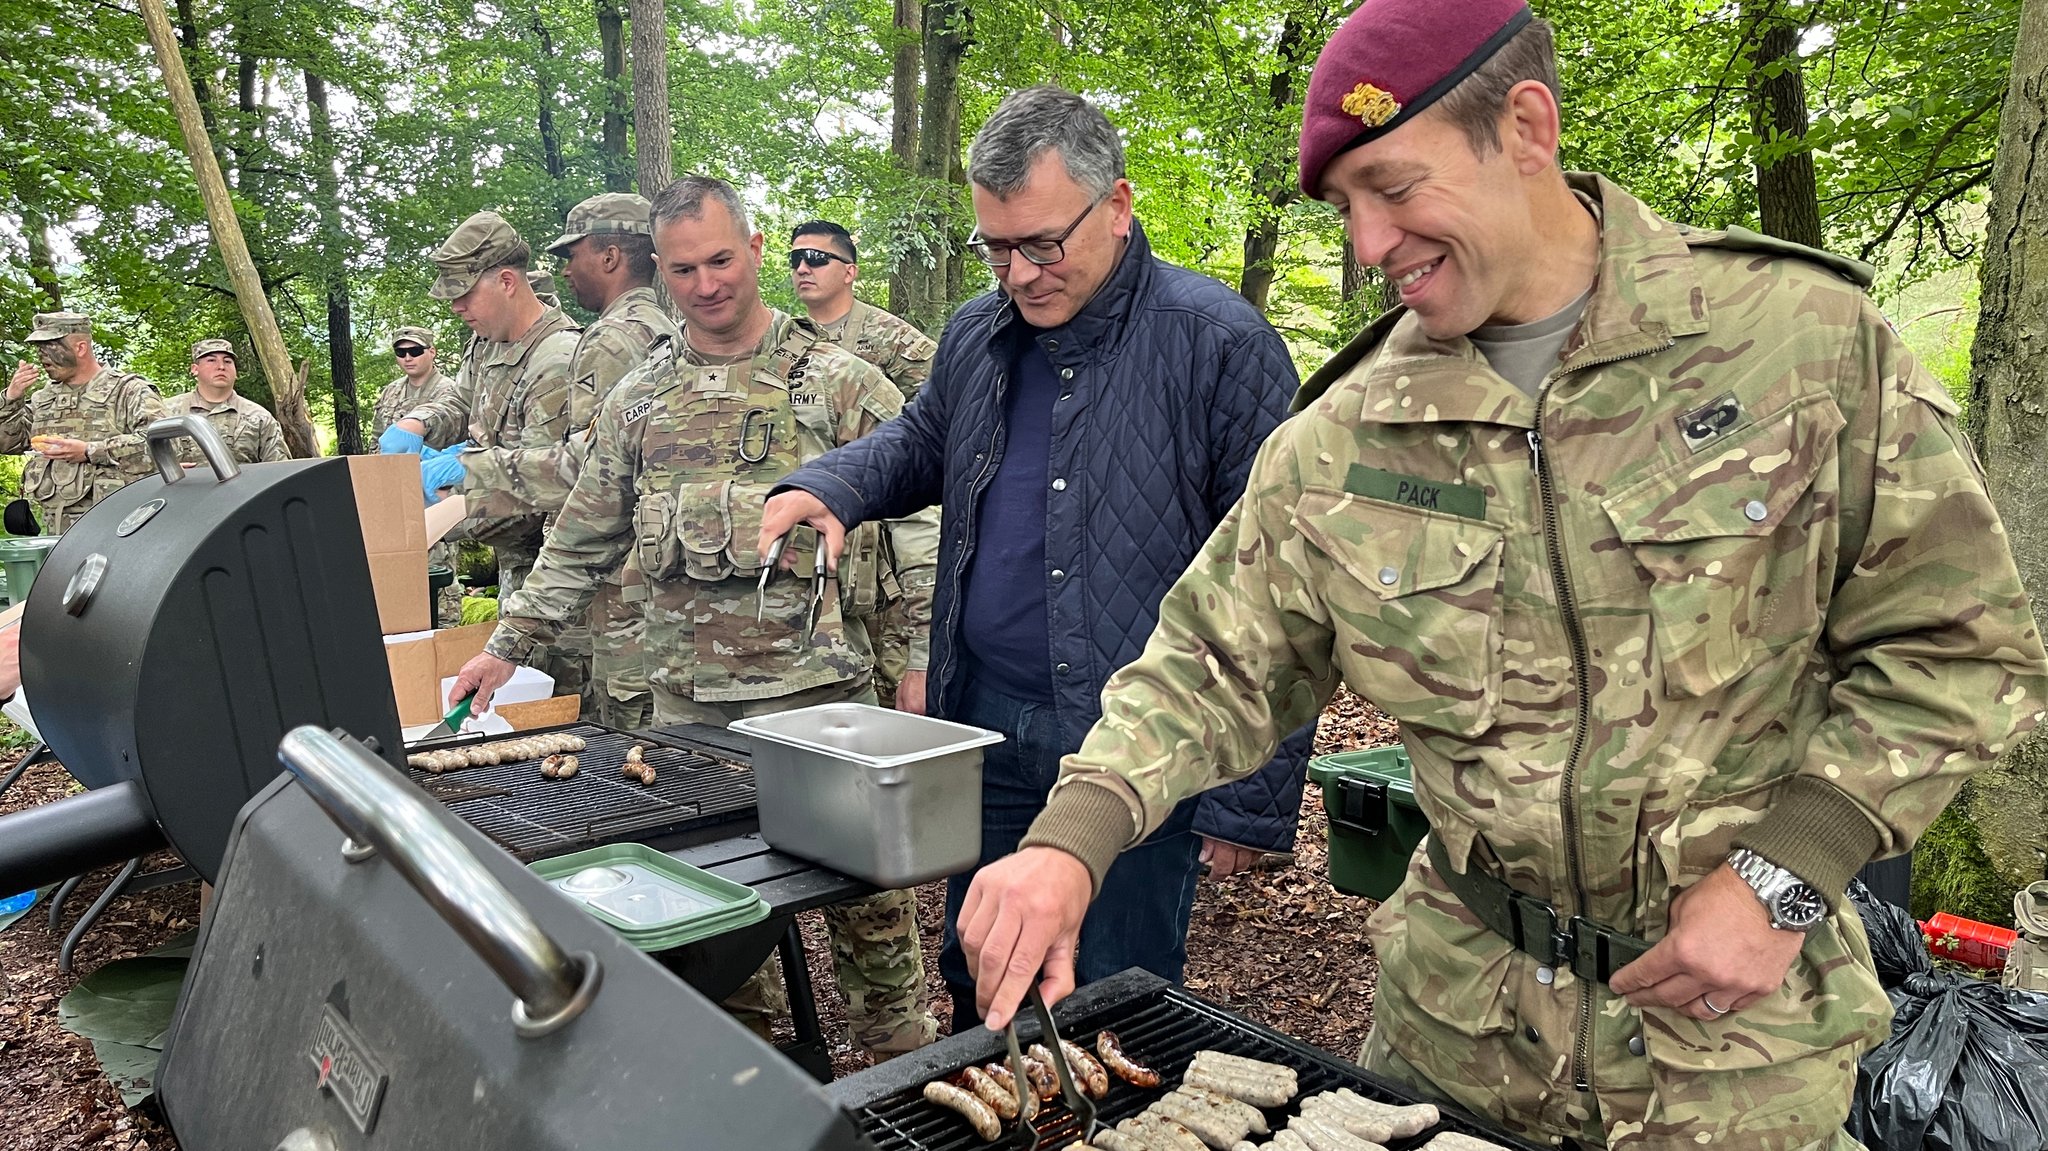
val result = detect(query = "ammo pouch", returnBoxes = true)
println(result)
[659,480,775,583]
[1426,835,1653,985]
[2004,881,2048,992]
[838,521,899,620]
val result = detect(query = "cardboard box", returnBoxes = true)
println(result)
[383,624,557,728]
[384,623,494,727]
[348,455,431,634]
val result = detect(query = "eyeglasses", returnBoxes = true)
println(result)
[788,248,851,270]
[394,345,428,358]
[967,194,1107,267]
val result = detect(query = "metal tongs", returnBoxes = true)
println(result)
[756,528,829,635]
[1002,985,1099,1149]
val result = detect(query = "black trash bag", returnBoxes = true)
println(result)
[1850,877,1932,989]
[1847,968,2048,1151]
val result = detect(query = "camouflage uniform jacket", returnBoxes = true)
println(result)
[809,299,938,402]
[464,286,680,520]
[489,311,936,703]
[372,368,461,447]
[0,365,161,532]
[405,308,581,552]
[1026,175,2048,1147]
[165,390,291,465]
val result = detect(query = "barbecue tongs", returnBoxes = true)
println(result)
[1002,985,1100,1149]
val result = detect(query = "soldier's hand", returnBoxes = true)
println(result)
[1200,837,1263,880]
[1609,863,1805,1022]
[36,436,88,463]
[759,489,846,573]
[9,360,37,400]
[894,669,929,715]
[959,846,1093,1031]
[450,652,518,713]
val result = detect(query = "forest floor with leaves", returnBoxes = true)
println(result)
[0,691,1396,1149]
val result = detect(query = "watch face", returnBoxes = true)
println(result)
[1775,885,1827,930]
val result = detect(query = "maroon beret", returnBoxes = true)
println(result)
[1298,0,1532,196]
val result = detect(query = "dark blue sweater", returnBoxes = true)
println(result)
[776,222,1315,853]
[961,330,1059,701]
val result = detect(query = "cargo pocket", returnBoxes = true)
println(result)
[1601,393,1844,698]
[723,481,775,576]
[632,489,682,579]
[1292,488,1504,738]
[675,480,735,582]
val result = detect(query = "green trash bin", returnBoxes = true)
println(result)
[1307,745,1429,902]
[0,536,61,608]
[427,564,455,620]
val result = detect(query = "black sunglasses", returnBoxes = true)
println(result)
[789,247,852,270]
[394,345,429,358]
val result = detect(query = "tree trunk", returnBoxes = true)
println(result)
[912,0,969,328]
[171,0,221,141]
[21,201,62,311]
[1239,14,1310,313]
[1743,0,1824,248]
[629,0,674,196]
[530,13,566,190]
[598,0,632,192]
[1963,0,2048,896]
[139,0,313,458]
[305,71,360,455]
[887,0,922,317]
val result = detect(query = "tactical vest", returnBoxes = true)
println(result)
[26,368,153,510]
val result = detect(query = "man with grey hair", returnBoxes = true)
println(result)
[764,84,1313,1029]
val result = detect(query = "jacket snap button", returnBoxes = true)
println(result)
[1051,569,1065,580]
[1378,566,1399,586]
[1535,965,1555,985]
[1055,662,1070,674]
[1052,478,1067,491]
[1060,367,1074,380]
[1744,499,1768,522]
[1628,1035,1646,1057]
[1525,1026,1541,1043]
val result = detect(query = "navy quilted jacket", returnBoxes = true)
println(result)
[778,222,1314,852]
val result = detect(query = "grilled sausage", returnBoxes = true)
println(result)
[1307,1090,1435,1141]
[555,754,578,779]
[1183,1064,1295,1109]
[1097,1029,1161,1087]
[1024,1046,1062,1100]
[1419,1135,1510,1151]
[1150,1093,1248,1149]
[1089,1133,1155,1151]
[923,1080,1002,1141]
[1175,1087,1269,1136]
[957,1065,1018,1120]
[1286,1113,1383,1151]
[406,753,433,770]
[1058,1038,1111,1098]
[1125,1113,1208,1151]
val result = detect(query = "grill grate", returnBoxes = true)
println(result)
[406,723,756,860]
[836,973,1543,1151]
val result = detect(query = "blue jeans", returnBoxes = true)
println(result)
[940,675,1202,1027]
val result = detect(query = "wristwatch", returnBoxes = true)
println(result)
[1727,848,1827,932]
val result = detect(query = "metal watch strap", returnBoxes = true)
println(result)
[1427,834,1653,985]
[1727,847,1823,930]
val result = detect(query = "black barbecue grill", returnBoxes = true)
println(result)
[831,969,1544,1151]
[405,722,757,860]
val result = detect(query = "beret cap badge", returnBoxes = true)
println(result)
[1340,82,1402,128]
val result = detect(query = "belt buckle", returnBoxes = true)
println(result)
[1506,889,1569,965]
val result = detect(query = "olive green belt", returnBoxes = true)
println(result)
[1426,835,1654,985]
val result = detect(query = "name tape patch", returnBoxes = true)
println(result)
[1344,465,1487,520]
[622,397,656,424]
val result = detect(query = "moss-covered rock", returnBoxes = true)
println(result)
[1913,788,2019,926]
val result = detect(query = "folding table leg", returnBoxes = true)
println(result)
[58,857,141,975]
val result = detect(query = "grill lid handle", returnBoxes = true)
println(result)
[276,725,602,1039]
[146,415,242,485]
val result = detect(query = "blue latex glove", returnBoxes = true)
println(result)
[421,450,467,504]
[379,423,425,455]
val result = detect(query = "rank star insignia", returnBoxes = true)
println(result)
[1340,81,1401,128]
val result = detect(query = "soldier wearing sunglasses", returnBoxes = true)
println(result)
[372,326,457,446]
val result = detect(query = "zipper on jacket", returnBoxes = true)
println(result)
[1529,340,1670,1097]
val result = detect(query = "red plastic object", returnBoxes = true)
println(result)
[1921,912,2018,971]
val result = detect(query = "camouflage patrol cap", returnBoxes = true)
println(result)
[546,192,654,254]
[1298,0,1532,196]
[429,211,532,301]
[527,270,561,308]
[389,325,436,351]
[26,311,91,343]
[189,337,236,362]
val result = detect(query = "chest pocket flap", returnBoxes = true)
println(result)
[1600,391,1846,697]
[1293,488,1505,737]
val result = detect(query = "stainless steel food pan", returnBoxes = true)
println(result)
[729,703,1003,887]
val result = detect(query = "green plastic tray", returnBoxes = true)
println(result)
[1306,745,1427,902]
[531,842,768,950]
